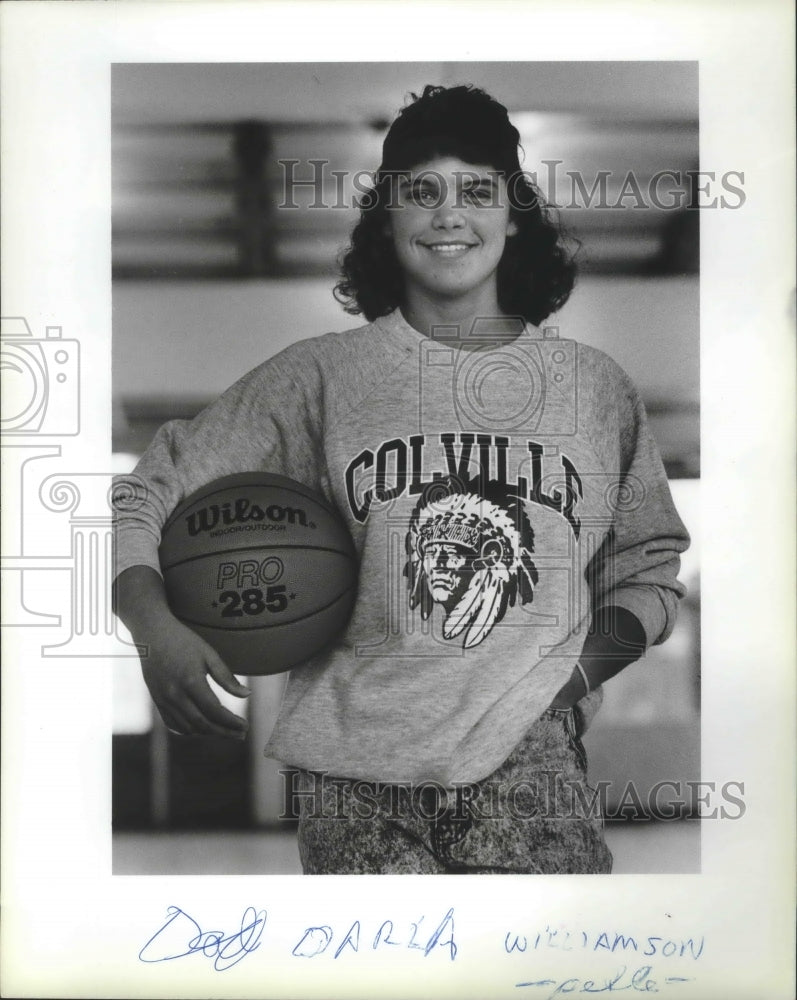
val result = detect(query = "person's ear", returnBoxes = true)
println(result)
[507,218,519,237]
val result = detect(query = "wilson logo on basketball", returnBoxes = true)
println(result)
[184,497,314,537]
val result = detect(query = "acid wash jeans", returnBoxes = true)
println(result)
[292,699,613,875]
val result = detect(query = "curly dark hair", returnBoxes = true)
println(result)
[334,85,577,326]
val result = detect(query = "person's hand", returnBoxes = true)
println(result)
[138,615,250,739]
[114,565,249,739]
[548,668,589,711]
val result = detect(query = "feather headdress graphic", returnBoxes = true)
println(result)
[404,476,538,649]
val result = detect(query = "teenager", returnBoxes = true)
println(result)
[114,85,689,874]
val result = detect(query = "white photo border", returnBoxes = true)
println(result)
[1,2,794,999]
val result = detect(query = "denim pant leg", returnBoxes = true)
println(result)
[294,707,612,875]
[428,708,613,874]
[294,769,446,874]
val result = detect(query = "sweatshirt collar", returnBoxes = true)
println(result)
[373,308,538,352]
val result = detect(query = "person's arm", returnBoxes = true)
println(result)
[112,344,324,737]
[113,565,250,738]
[548,605,646,709]
[550,351,691,714]
[585,363,690,651]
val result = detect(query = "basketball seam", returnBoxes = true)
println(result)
[173,586,357,632]
[160,544,357,573]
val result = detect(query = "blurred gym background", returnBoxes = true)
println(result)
[111,62,700,875]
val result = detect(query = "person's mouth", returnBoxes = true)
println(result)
[420,241,478,257]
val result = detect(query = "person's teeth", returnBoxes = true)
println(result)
[428,244,470,252]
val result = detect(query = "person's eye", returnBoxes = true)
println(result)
[464,185,494,205]
[408,185,439,206]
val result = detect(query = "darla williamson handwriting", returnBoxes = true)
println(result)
[138,904,266,971]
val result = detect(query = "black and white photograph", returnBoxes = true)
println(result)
[110,61,702,878]
[1,3,794,999]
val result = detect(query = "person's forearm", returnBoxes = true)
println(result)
[112,564,173,639]
[113,563,251,738]
[549,606,647,709]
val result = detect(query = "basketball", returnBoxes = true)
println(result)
[158,472,358,675]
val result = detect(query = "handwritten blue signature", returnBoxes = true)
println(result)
[517,965,694,998]
[139,905,266,971]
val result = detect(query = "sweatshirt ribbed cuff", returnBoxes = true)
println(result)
[113,526,163,583]
[603,587,668,647]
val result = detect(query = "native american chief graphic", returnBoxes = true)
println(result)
[404,476,539,649]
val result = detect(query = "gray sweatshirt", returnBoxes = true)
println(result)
[114,308,689,785]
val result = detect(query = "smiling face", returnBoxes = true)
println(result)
[386,156,517,315]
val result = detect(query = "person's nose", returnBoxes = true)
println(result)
[432,187,466,230]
